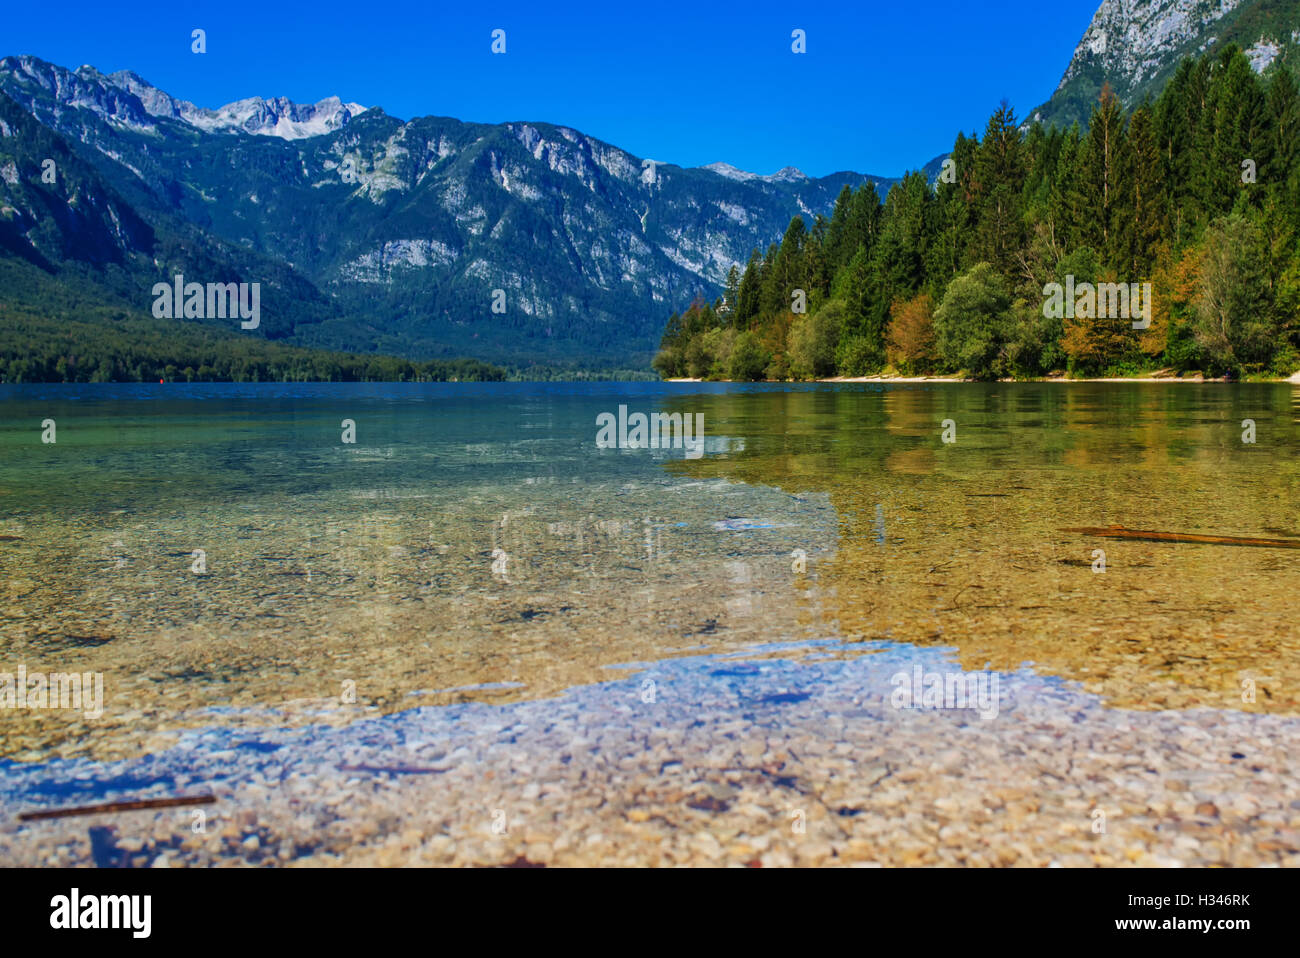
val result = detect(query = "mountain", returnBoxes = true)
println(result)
[0,55,898,367]
[110,69,368,139]
[0,89,341,341]
[1030,0,1300,129]
[0,91,153,271]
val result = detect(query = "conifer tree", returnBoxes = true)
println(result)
[1048,123,1084,252]
[843,183,883,267]
[764,217,809,316]
[825,184,855,271]
[733,248,763,330]
[1206,47,1266,217]
[969,103,1027,275]
[1263,67,1299,227]
[723,264,741,318]
[925,132,976,295]
[1077,85,1126,261]
[1120,104,1165,276]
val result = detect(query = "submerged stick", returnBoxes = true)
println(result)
[1062,525,1300,549]
[19,794,215,822]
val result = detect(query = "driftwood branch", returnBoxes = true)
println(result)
[1063,525,1300,549]
[20,795,215,822]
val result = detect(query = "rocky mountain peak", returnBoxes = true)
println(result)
[0,55,366,140]
[1029,0,1299,129]
[701,161,809,183]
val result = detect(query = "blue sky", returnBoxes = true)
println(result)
[3,0,1101,177]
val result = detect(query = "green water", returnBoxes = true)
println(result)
[1,381,1298,761]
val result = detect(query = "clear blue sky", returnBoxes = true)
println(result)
[3,0,1101,177]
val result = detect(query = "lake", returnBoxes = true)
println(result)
[2,381,1298,866]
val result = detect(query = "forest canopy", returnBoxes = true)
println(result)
[654,46,1300,381]
[0,307,505,383]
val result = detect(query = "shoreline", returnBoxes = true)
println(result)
[668,371,1300,384]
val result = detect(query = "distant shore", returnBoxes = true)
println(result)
[667,371,1300,384]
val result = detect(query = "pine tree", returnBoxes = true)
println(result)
[755,243,780,319]
[1078,85,1126,260]
[1120,104,1165,276]
[1206,46,1266,217]
[833,244,871,333]
[969,103,1027,275]
[1264,67,1300,227]
[870,171,933,313]
[1048,123,1083,252]
[925,132,976,295]
[1181,56,1215,235]
[825,184,855,271]
[843,183,883,267]
[807,213,831,297]
[723,264,741,318]
[734,248,763,330]
[765,217,809,316]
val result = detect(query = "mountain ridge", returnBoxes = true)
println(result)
[0,54,907,365]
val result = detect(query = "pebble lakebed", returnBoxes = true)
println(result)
[3,640,1297,867]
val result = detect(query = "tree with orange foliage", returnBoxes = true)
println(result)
[886,292,936,374]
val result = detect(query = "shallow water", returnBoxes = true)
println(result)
[1,382,1298,866]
